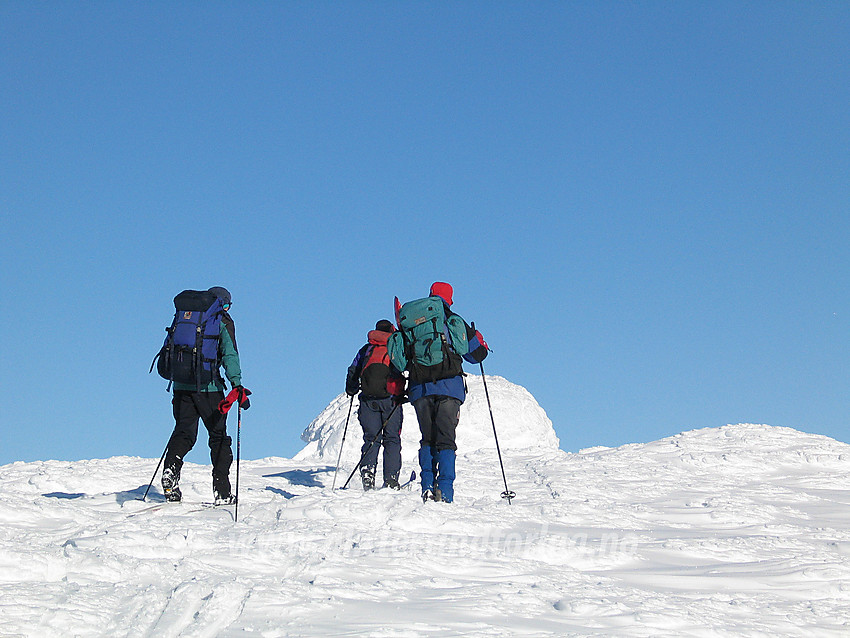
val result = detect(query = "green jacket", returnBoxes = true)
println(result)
[173,315,242,393]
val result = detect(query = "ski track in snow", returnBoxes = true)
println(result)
[2,376,850,636]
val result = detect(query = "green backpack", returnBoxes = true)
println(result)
[388,296,468,384]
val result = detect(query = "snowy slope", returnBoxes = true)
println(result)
[2,375,850,637]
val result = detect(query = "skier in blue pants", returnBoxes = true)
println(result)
[400,282,488,503]
[413,394,461,503]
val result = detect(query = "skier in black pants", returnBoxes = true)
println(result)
[346,319,406,490]
[162,286,249,504]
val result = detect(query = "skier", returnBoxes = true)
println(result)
[388,282,488,503]
[159,286,250,504]
[346,319,406,490]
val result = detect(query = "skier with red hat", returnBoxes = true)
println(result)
[388,282,489,503]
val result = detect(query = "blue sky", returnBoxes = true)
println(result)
[2,2,848,466]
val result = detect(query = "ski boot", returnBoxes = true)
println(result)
[214,492,237,506]
[162,467,182,503]
[383,474,401,490]
[436,449,455,504]
[213,476,234,506]
[360,465,376,492]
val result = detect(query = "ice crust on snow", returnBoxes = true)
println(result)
[2,379,850,637]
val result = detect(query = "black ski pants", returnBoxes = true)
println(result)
[165,390,232,494]
[413,395,461,452]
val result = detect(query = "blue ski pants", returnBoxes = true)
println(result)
[413,396,461,498]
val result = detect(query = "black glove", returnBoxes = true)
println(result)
[235,386,252,409]
[345,367,360,396]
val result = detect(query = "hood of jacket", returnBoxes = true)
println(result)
[367,329,392,346]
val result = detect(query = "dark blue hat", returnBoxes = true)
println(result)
[208,286,232,305]
[375,319,395,333]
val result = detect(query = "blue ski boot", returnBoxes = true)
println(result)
[419,446,438,502]
[436,448,456,503]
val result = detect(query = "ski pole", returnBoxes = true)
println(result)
[341,401,401,490]
[141,441,169,501]
[479,362,515,504]
[235,402,242,523]
[332,395,355,490]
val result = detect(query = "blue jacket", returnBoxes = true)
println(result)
[407,375,466,403]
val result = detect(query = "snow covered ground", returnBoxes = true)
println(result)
[2,375,850,637]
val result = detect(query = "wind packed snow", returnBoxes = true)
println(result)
[2,374,850,636]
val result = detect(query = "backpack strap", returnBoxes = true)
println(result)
[207,308,226,389]
[403,320,429,381]
[163,318,177,392]
[166,322,176,384]
[359,344,376,377]
[194,305,224,392]
[398,324,419,378]
[354,343,371,375]
[442,307,462,354]
[436,316,454,360]
[194,315,203,392]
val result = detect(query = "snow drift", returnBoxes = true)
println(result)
[2,377,850,637]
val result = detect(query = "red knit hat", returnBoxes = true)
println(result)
[430,281,454,306]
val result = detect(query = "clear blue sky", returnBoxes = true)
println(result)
[2,2,848,466]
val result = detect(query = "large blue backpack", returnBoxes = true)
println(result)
[152,290,225,390]
[388,296,468,385]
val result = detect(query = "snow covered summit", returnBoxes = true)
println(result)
[295,373,560,464]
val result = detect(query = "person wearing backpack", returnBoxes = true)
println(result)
[154,286,250,504]
[387,282,488,503]
[345,319,406,490]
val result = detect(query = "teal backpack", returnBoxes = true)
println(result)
[388,296,468,385]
